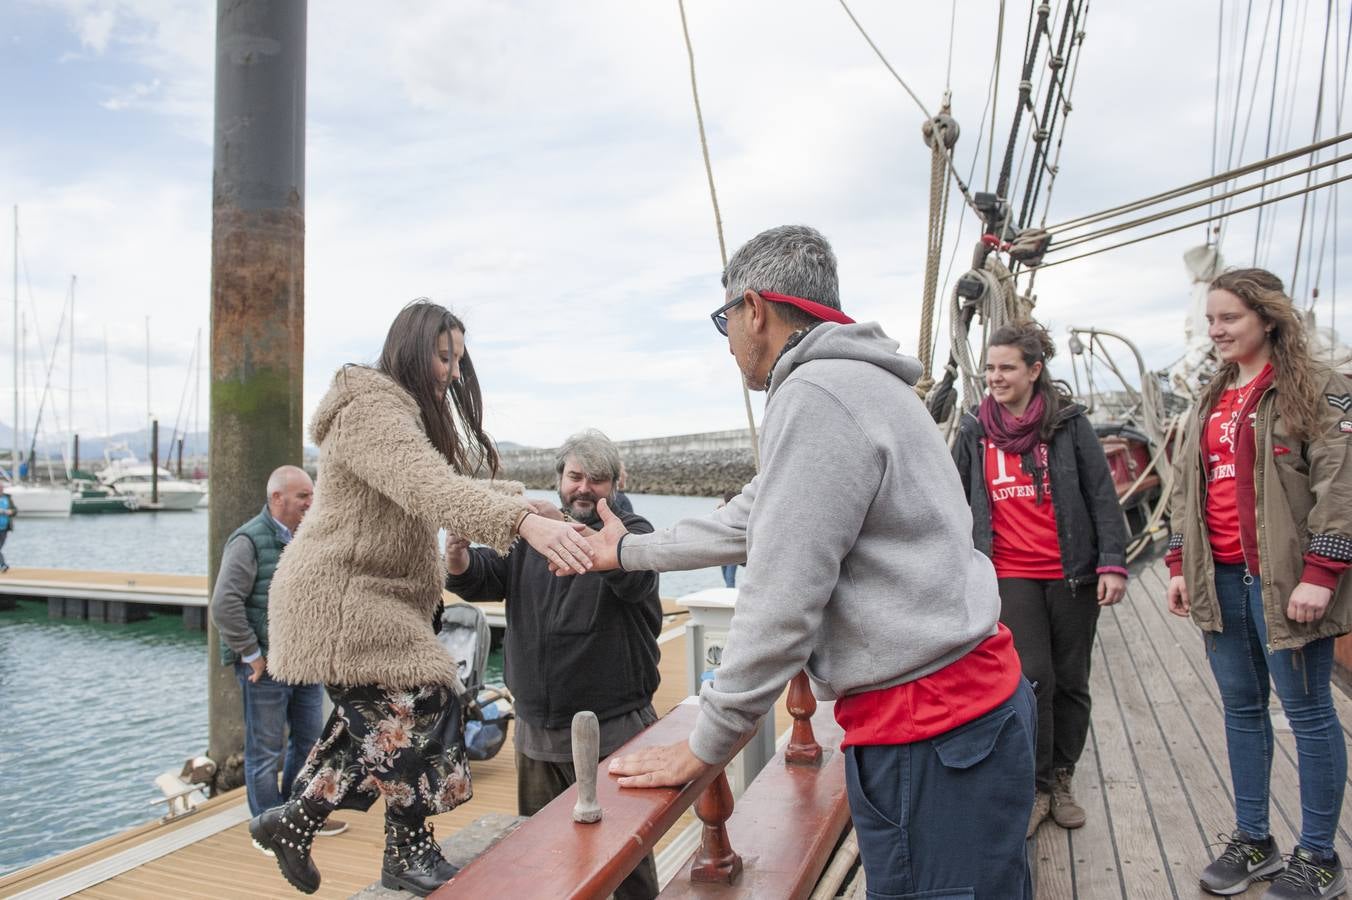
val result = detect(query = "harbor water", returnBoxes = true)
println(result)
[0,491,727,876]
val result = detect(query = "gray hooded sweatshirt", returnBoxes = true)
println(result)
[620,322,1002,764]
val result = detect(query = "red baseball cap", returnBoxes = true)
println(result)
[759,291,855,325]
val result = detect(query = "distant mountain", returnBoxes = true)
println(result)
[0,422,532,466]
[0,424,209,466]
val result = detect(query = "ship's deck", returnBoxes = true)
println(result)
[1031,561,1352,899]
[5,557,1352,899]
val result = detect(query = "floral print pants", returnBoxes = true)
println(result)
[291,683,472,818]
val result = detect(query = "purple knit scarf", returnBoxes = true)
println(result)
[978,391,1047,456]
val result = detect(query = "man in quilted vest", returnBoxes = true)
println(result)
[210,465,343,834]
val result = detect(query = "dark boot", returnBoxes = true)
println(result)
[249,797,329,895]
[381,816,459,896]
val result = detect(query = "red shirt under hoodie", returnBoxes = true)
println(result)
[835,624,1022,747]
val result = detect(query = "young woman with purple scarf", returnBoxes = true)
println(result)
[952,319,1128,839]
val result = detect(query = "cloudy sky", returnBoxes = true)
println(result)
[2,0,1348,450]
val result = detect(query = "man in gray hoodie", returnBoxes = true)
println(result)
[582,225,1036,897]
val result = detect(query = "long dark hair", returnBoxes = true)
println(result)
[376,299,500,476]
[1200,268,1325,442]
[987,319,1071,442]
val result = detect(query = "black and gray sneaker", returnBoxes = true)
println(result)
[1264,847,1347,899]
[1201,832,1283,895]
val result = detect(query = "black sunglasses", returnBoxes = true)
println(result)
[710,294,746,336]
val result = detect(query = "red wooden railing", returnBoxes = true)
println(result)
[434,670,851,900]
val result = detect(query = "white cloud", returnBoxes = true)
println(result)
[5,0,1350,450]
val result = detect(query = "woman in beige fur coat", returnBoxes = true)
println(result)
[249,300,593,897]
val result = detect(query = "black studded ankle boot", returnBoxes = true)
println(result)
[380,815,459,896]
[248,797,330,894]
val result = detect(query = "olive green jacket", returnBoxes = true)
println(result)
[1167,370,1352,650]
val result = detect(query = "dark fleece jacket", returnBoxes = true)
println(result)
[447,509,662,728]
[953,402,1129,585]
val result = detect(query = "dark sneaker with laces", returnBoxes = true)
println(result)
[1201,832,1283,895]
[1264,847,1347,899]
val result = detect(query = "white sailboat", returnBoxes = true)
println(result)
[8,206,71,517]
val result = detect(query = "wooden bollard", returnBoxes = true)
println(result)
[571,710,602,823]
[784,669,823,766]
[689,769,742,884]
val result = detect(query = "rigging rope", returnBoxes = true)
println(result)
[1018,0,1081,228]
[948,256,1024,412]
[1208,0,1227,237]
[997,1,1051,200]
[1047,131,1351,231]
[931,17,1008,372]
[919,117,955,383]
[836,0,981,216]
[986,0,1007,190]
[1251,0,1287,261]
[1032,0,1089,230]
[1311,0,1350,311]
[1050,149,1352,250]
[1034,169,1352,270]
[676,0,760,471]
[1290,0,1334,294]
[1216,0,1278,248]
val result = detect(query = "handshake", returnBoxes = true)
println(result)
[445,497,630,577]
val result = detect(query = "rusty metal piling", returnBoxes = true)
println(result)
[206,0,308,788]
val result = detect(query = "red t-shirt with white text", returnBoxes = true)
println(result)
[1203,367,1270,564]
[984,440,1064,579]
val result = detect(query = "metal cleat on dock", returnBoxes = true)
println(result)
[148,756,216,822]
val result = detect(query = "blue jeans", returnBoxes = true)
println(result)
[1205,562,1346,855]
[234,663,324,815]
[721,564,738,588]
[844,678,1036,898]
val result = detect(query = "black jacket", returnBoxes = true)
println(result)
[953,403,1128,585]
[446,510,662,728]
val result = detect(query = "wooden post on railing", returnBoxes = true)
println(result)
[785,669,823,766]
[689,770,742,884]
[571,711,602,824]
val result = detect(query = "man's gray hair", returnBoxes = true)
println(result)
[555,429,622,482]
[721,225,840,310]
[266,465,308,499]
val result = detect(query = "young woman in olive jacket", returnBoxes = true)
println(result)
[1166,269,1352,899]
[953,319,1128,840]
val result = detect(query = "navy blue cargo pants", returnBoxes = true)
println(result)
[844,677,1037,899]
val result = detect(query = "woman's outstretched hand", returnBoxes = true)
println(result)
[519,511,594,575]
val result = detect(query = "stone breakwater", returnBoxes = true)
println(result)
[498,428,756,498]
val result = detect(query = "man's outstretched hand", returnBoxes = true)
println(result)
[551,497,628,575]
[607,740,712,789]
